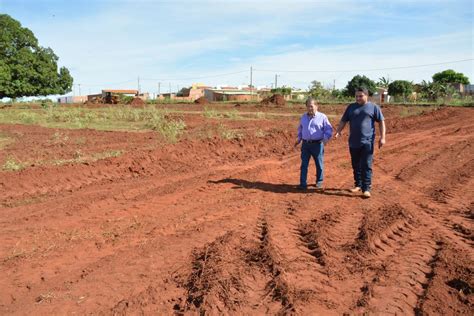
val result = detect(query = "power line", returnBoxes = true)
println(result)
[253,58,474,73]
[70,58,473,89]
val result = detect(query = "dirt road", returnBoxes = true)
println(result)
[0,106,472,314]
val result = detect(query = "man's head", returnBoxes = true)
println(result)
[355,87,369,105]
[305,97,318,115]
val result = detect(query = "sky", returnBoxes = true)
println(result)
[1,0,473,96]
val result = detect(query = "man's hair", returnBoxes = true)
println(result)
[355,87,369,96]
[306,97,317,106]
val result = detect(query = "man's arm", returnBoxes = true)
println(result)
[334,120,346,138]
[322,116,333,144]
[378,120,386,149]
[295,120,303,147]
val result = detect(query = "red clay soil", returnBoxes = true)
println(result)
[130,97,145,107]
[194,96,209,104]
[0,106,473,315]
[261,94,286,106]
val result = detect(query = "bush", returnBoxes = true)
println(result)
[345,75,377,96]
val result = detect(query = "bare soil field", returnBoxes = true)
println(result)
[0,104,473,315]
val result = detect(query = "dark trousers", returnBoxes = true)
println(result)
[300,142,324,188]
[349,143,374,192]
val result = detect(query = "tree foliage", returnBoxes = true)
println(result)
[432,69,469,85]
[0,14,73,98]
[345,75,377,96]
[377,76,391,88]
[271,87,292,95]
[417,80,458,101]
[388,80,413,97]
[308,80,330,98]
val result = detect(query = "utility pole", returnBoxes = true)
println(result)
[137,76,141,94]
[275,74,278,89]
[250,66,253,88]
[169,82,171,94]
[250,66,253,100]
[333,79,336,91]
[158,82,161,96]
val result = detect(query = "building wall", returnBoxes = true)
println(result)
[58,96,88,104]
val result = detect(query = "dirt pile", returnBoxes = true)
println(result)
[194,97,209,105]
[260,94,286,106]
[130,97,145,107]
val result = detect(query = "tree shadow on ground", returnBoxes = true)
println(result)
[208,178,363,198]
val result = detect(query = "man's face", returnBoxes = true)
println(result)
[355,91,368,105]
[306,101,317,115]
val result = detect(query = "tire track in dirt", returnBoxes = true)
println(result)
[358,233,442,315]
[414,243,474,315]
[351,204,417,263]
[2,106,474,314]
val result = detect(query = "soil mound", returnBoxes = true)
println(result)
[261,94,286,106]
[130,97,145,107]
[194,97,209,105]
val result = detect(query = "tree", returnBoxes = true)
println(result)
[377,76,391,88]
[0,14,73,99]
[271,87,292,95]
[308,80,330,98]
[388,80,413,101]
[418,80,456,101]
[432,69,469,85]
[344,75,377,96]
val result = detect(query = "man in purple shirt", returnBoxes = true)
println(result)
[295,97,333,190]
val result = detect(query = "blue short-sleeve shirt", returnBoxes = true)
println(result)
[341,102,384,148]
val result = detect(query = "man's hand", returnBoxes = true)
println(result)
[294,139,301,147]
[378,137,386,149]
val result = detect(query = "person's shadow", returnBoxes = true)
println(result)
[208,178,362,198]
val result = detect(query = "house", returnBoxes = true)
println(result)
[57,96,88,104]
[290,89,308,101]
[204,88,256,102]
[370,88,390,104]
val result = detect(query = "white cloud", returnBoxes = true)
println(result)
[6,0,472,94]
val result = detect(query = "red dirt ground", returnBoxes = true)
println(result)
[0,105,473,315]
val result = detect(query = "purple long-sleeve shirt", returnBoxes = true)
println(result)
[297,112,333,142]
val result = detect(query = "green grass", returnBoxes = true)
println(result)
[3,157,27,171]
[51,150,123,166]
[2,150,124,172]
[203,107,223,119]
[0,106,186,142]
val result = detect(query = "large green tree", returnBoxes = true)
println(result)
[345,75,377,96]
[0,14,73,99]
[432,69,470,85]
[388,80,413,99]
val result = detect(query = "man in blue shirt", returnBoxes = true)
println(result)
[335,87,386,198]
[295,97,333,190]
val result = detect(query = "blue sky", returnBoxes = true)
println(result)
[1,0,473,96]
